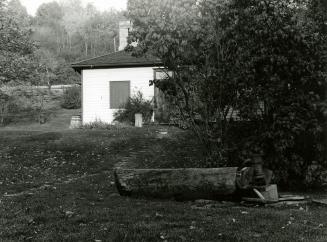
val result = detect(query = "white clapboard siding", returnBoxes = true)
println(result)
[82,67,158,124]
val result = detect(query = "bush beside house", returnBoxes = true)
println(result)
[114,92,153,124]
[60,86,81,109]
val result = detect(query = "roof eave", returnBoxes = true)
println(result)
[71,62,163,73]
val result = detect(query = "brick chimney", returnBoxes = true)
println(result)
[118,20,132,51]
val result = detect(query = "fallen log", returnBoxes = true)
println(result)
[114,167,238,200]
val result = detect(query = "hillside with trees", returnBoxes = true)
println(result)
[1,0,125,87]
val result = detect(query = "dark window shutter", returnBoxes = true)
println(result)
[110,81,130,109]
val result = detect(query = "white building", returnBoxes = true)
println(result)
[72,21,163,124]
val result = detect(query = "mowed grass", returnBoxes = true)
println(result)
[0,127,327,241]
[1,108,80,132]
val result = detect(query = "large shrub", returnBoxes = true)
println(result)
[114,92,153,124]
[61,86,81,109]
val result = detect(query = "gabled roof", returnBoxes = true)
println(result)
[71,50,162,72]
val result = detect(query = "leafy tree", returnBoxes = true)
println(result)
[0,0,37,84]
[219,0,327,183]
[127,0,327,184]
[127,0,239,162]
[35,1,63,26]
[33,1,65,54]
[7,0,30,27]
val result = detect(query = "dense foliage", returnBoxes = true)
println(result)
[225,0,326,185]
[127,0,327,185]
[114,92,153,124]
[0,0,37,84]
[60,85,81,109]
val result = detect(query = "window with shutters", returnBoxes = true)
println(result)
[110,81,130,109]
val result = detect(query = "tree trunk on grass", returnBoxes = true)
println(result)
[114,167,238,200]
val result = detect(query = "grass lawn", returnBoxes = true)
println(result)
[2,109,80,132]
[0,127,327,241]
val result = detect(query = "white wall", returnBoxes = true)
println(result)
[82,67,157,124]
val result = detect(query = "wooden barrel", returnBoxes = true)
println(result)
[69,115,81,129]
